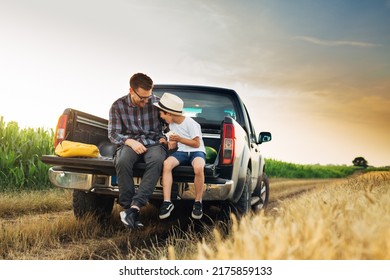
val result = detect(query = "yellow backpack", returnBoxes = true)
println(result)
[55,140,99,158]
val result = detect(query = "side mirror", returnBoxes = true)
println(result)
[258,132,272,144]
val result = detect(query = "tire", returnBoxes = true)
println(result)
[216,201,238,233]
[251,172,270,213]
[233,168,251,216]
[72,190,115,220]
[217,168,251,230]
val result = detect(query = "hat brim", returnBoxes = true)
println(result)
[153,102,183,116]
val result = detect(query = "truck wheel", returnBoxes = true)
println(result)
[217,201,238,231]
[218,168,251,225]
[234,168,251,215]
[72,190,115,220]
[251,173,270,213]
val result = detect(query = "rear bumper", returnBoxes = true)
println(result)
[48,168,234,201]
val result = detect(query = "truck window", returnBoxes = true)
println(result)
[153,89,238,126]
[244,104,257,143]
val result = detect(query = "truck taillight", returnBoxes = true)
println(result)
[54,114,68,148]
[222,123,235,165]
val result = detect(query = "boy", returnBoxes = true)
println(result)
[153,92,206,219]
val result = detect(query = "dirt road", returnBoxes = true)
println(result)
[268,178,343,207]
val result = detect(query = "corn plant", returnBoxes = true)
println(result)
[0,116,54,191]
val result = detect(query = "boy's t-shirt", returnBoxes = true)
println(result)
[169,117,205,153]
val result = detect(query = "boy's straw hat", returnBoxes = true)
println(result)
[153,92,183,115]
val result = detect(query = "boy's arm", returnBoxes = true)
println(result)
[169,135,200,148]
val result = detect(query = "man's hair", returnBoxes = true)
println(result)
[129,73,153,91]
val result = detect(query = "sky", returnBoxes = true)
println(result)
[1,0,389,167]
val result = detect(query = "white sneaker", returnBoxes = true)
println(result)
[120,211,129,226]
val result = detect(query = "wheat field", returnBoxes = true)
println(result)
[192,171,390,260]
[1,172,389,260]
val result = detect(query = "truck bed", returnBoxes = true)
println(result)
[41,155,220,183]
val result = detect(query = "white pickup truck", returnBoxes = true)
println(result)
[41,85,272,221]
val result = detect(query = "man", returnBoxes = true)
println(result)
[108,73,166,229]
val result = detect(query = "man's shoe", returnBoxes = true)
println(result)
[191,201,203,219]
[159,201,174,219]
[120,208,144,229]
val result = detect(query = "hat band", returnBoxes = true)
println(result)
[158,101,182,114]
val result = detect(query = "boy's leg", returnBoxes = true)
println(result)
[162,156,180,201]
[159,155,180,219]
[192,156,205,201]
[191,155,205,219]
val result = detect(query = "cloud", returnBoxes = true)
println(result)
[296,36,381,47]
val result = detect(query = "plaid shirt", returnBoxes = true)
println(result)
[108,94,164,146]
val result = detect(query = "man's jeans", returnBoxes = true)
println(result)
[114,144,166,209]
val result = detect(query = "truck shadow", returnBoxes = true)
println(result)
[140,201,234,236]
[102,201,235,253]
[87,200,254,260]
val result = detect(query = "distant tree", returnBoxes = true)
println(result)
[352,157,368,168]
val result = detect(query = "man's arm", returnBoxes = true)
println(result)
[108,105,128,145]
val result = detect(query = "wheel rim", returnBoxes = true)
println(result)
[252,179,267,211]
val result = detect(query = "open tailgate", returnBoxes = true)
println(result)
[41,155,219,181]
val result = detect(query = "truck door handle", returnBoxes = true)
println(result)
[251,143,258,152]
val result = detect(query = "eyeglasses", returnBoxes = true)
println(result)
[133,89,153,101]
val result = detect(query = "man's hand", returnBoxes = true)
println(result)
[125,139,147,154]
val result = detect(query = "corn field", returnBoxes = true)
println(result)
[266,158,360,178]
[0,116,54,191]
[1,116,387,191]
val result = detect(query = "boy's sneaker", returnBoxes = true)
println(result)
[159,201,174,219]
[191,201,203,219]
[120,208,144,229]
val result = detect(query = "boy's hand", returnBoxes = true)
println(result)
[169,134,181,142]
[165,130,176,138]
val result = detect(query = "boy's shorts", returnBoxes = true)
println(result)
[170,151,206,165]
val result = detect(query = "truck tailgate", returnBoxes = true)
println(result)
[41,155,218,181]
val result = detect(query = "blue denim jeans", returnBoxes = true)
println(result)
[170,151,206,165]
[114,144,167,208]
